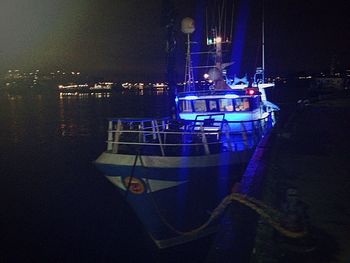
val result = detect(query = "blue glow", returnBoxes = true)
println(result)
[217,161,230,200]
[182,95,198,100]
[191,1,206,81]
[224,94,239,99]
[175,96,179,103]
[230,1,249,75]
[224,113,252,122]
[176,178,186,228]
[180,111,257,123]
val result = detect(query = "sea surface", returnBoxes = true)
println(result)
[0,91,215,262]
[0,79,309,262]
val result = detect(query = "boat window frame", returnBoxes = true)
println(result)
[193,99,207,112]
[179,100,194,113]
[234,97,251,112]
[219,98,234,112]
[207,99,219,112]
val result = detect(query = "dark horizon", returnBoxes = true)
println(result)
[1,0,349,81]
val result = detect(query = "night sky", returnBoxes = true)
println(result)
[1,0,349,80]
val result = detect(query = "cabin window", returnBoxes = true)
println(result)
[193,100,207,112]
[219,99,234,111]
[208,100,218,112]
[235,98,250,111]
[180,101,193,112]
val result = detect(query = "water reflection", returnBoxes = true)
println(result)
[0,92,172,146]
[59,92,112,99]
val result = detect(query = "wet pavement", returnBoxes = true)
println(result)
[252,94,350,262]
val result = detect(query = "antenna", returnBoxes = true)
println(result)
[255,0,265,84]
[181,17,195,92]
[262,0,265,80]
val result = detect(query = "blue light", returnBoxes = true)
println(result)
[182,95,198,100]
[180,112,254,122]
[230,1,249,75]
[175,96,179,103]
[224,94,239,99]
[224,112,252,122]
[179,113,198,120]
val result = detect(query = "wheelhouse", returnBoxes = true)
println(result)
[176,89,262,115]
[178,96,261,113]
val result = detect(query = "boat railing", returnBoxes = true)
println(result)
[106,114,274,156]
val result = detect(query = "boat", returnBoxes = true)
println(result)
[94,2,279,248]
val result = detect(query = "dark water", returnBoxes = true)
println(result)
[0,92,214,262]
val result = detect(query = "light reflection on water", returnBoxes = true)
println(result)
[1,92,172,143]
[0,91,176,262]
[0,90,265,262]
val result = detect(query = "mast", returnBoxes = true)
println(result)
[181,17,195,92]
[184,33,195,92]
[261,0,265,82]
[254,0,266,84]
[161,0,177,94]
[206,0,234,90]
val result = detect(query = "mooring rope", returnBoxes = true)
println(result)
[134,137,306,239]
[124,150,140,199]
[145,181,307,238]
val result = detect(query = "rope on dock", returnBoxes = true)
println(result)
[136,154,307,239]
[227,193,307,239]
[148,189,307,238]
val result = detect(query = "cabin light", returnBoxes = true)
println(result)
[175,97,179,103]
[215,37,222,43]
[224,94,239,99]
[182,95,198,100]
[203,73,209,79]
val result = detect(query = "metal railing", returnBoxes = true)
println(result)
[106,114,274,156]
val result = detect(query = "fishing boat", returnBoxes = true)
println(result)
[94,3,279,248]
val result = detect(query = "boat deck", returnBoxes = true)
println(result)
[105,115,274,157]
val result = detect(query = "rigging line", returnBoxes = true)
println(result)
[139,151,215,236]
[125,149,140,199]
[223,0,227,41]
[219,0,225,36]
[217,3,220,36]
[254,41,260,79]
[206,8,208,43]
[230,1,234,42]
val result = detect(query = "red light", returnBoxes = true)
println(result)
[246,88,255,95]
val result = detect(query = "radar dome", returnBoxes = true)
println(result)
[181,17,195,34]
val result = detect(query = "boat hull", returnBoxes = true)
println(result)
[95,150,252,248]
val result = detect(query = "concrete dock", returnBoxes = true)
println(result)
[208,92,350,262]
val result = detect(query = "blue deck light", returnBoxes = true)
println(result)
[183,95,198,100]
[224,94,239,99]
